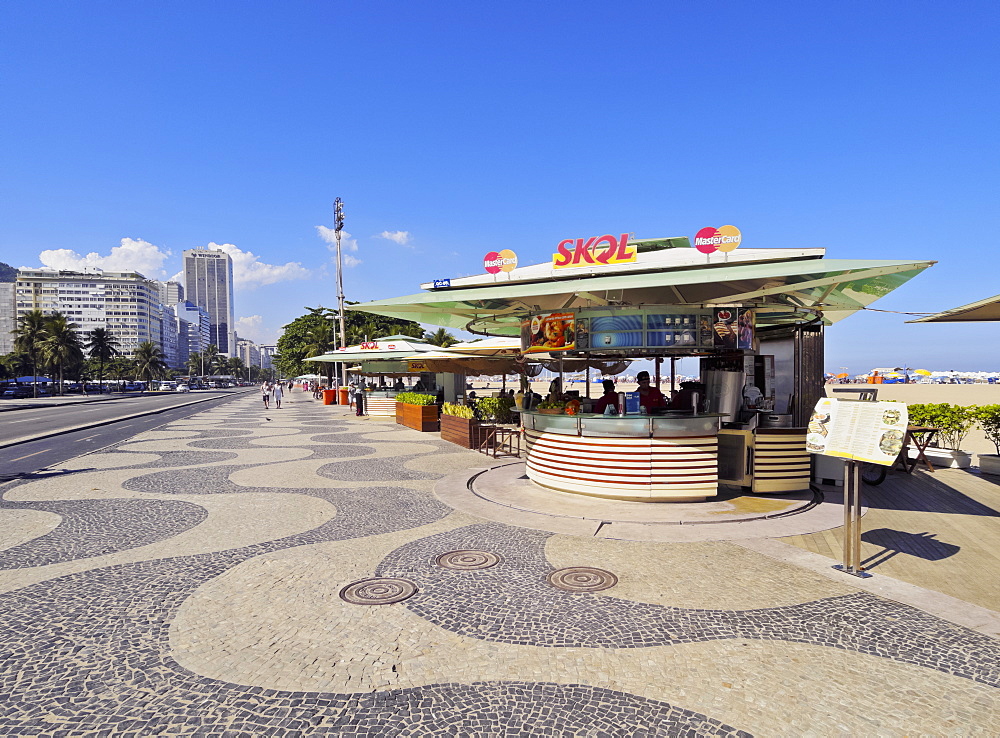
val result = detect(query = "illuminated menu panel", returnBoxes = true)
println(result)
[552,307,754,355]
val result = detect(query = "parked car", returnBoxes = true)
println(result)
[2,387,32,399]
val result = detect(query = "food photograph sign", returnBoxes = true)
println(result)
[806,397,908,466]
[522,312,576,353]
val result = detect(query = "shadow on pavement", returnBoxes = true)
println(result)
[860,527,962,569]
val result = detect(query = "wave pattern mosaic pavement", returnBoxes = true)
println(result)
[0,394,997,735]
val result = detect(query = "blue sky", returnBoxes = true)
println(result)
[1,1,997,373]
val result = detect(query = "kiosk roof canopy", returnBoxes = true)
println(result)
[350,256,935,335]
[907,293,1000,323]
[305,337,437,363]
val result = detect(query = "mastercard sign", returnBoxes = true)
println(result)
[694,225,741,254]
[484,249,518,274]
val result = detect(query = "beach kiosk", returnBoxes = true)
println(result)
[305,335,445,416]
[350,234,934,501]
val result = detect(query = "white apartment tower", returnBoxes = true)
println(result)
[15,268,163,357]
[182,248,235,356]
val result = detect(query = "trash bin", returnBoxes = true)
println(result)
[322,389,336,405]
[338,386,350,405]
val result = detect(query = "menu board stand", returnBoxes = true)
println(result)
[833,460,872,579]
[808,396,907,579]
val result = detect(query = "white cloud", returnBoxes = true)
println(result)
[38,238,172,278]
[315,226,362,268]
[316,226,359,252]
[376,230,412,246]
[235,315,273,343]
[206,242,310,289]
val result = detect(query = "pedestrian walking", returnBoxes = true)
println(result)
[262,382,272,410]
[273,382,284,409]
[348,381,356,410]
[355,381,365,416]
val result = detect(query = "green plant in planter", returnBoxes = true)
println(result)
[976,404,1000,455]
[395,392,436,406]
[476,396,515,423]
[442,402,475,419]
[906,402,979,450]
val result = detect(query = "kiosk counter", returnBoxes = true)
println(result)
[523,411,725,501]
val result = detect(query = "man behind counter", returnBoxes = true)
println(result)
[636,370,667,410]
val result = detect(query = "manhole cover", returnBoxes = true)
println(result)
[546,567,618,593]
[339,577,418,605]
[435,550,502,570]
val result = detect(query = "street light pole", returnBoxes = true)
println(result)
[334,197,347,389]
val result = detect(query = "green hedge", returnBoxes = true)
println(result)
[395,392,437,406]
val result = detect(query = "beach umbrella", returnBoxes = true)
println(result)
[913,369,932,376]
[835,373,849,379]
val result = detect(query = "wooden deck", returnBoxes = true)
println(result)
[780,467,1000,611]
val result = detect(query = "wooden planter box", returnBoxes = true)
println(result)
[396,402,440,432]
[440,413,484,449]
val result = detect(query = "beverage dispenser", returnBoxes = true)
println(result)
[700,356,744,422]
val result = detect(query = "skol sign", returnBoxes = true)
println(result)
[552,233,635,269]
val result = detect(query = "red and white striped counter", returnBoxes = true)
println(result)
[522,412,723,501]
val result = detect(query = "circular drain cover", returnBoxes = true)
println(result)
[546,567,618,593]
[339,577,418,605]
[435,550,502,570]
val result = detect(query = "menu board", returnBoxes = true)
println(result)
[569,307,749,354]
[712,307,755,350]
[806,397,908,466]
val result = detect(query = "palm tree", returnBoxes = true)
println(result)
[12,309,47,398]
[203,344,222,375]
[85,327,121,393]
[424,327,458,348]
[225,356,246,380]
[303,319,337,388]
[133,341,168,384]
[40,313,83,395]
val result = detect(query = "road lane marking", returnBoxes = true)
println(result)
[76,436,97,442]
[9,418,35,423]
[10,449,49,461]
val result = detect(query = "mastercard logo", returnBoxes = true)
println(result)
[694,225,741,254]
[484,249,518,273]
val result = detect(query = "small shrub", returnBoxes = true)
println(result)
[476,396,515,423]
[442,402,476,419]
[906,402,979,450]
[976,404,1000,455]
[395,392,436,406]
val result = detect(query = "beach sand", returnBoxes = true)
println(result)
[824,384,1000,457]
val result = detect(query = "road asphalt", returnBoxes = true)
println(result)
[0,389,256,449]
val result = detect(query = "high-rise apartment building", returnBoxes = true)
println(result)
[15,268,163,357]
[259,345,276,371]
[159,281,184,306]
[0,282,15,354]
[236,337,261,370]
[173,301,211,369]
[182,249,235,356]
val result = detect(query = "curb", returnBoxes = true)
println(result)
[0,391,252,450]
